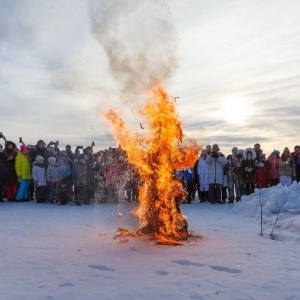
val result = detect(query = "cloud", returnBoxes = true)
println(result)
[1,0,300,156]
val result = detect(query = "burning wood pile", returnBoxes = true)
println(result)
[106,83,200,245]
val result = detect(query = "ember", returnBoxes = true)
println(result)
[106,83,200,245]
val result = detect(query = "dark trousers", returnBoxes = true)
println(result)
[208,184,222,204]
[35,186,49,203]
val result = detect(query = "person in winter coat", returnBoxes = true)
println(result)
[47,156,62,202]
[197,149,209,202]
[3,140,19,201]
[55,178,73,205]
[15,145,32,201]
[267,150,280,186]
[241,148,256,195]
[227,146,243,203]
[205,144,227,204]
[278,152,296,187]
[57,151,71,180]
[291,145,300,182]
[193,156,201,200]
[34,140,51,168]
[32,155,49,203]
[72,153,88,205]
[182,167,194,204]
[255,160,271,188]
[0,144,6,202]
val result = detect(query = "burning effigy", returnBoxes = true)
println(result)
[90,2,200,244]
[106,83,200,245]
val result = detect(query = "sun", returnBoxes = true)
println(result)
[216,96,253,124]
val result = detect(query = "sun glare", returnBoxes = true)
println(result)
[217,96,252,124]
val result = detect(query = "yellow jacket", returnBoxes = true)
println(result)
[15,152,32,180]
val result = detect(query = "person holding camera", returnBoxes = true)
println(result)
[34,140,52,168]
[205,144,228,204]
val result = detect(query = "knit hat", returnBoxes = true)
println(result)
[232,147,238,152]
[48,156,56,163]
[35,155,44,163]
[20,145,27,153]
[272,150,280,156]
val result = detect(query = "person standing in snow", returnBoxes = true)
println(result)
[3,140,19,201]
[291,145,300,182]
[254,160,271,189]
[267,150,280,186]
[32,155,49,203]
[205,144,227,204]
[241,148,256,195]
[182,167,194,204]
[227,146,243,203]
[278,151,296,187]
[15,145,32,201]
[197,149,209,203]
[57,151,71,181]
[72,153,88,205]
[47,157,62,203]
[0,144,6,202]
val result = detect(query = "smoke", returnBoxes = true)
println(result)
[89,0,178,96]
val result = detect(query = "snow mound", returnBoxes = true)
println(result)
[233,182,300,237]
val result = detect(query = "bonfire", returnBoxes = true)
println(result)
[106,83,200,245]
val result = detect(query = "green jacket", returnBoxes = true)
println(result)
[15,152,32,180]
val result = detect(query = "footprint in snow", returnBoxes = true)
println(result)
[59,283,74,287]
[209,265,242,273]
[171,260,241,274]
[171,260,205,267]
[154,270,169,275]
[88,264,115,272]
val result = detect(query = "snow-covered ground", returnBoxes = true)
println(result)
[1,183,300,300]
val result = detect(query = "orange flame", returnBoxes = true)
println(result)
[106,82,200,244]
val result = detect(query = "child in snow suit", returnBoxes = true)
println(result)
[32,155,49,203]
[255,160,271,189]
[55,178,73,205]
[47,156,62,202]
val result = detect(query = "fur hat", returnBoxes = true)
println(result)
[35,155,44,163]
[48,156,56,163]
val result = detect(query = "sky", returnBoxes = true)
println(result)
[0,183,300,299]
[1,0,300,156]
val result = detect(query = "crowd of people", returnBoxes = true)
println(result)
[0,133,139,205]
[1,132,299,206]
[179,143,300,204]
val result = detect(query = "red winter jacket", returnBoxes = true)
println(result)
[255,166,271,188]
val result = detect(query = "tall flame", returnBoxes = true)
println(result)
[106,83,200,244]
